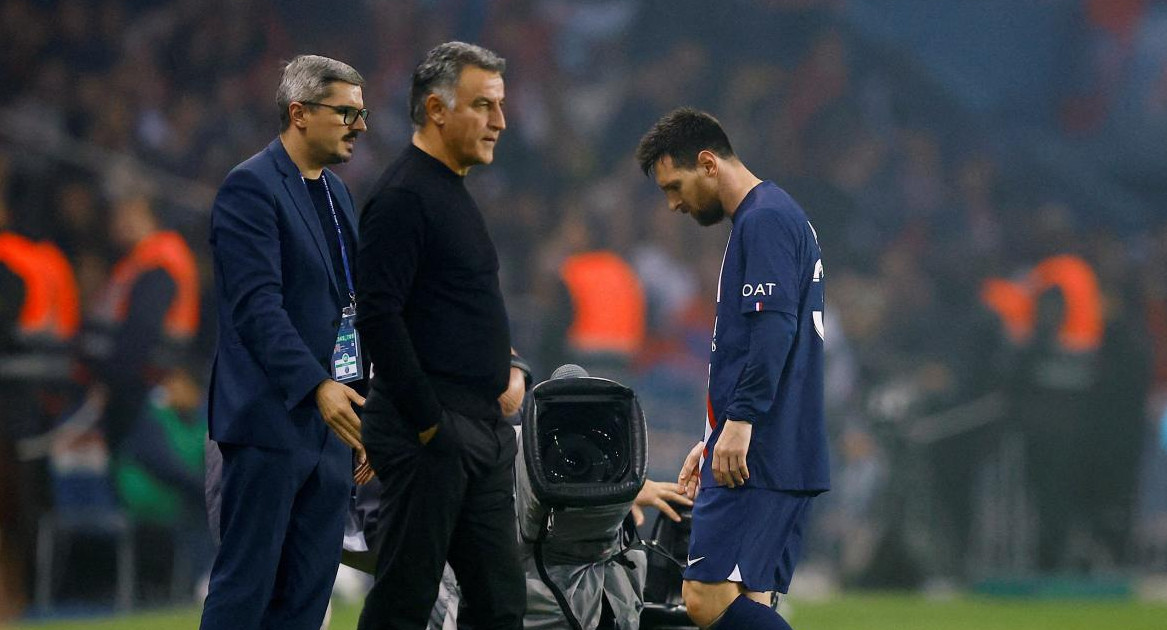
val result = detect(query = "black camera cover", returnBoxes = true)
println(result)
[521,376,647,508]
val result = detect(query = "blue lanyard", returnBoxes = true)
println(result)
[304,174,356,305]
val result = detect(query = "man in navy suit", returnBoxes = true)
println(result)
[200,55,370,630]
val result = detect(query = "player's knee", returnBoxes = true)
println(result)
[682,580,731,628]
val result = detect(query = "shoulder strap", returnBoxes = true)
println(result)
[533,510,585,630]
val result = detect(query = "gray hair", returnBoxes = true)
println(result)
[277,55,365,131]
[409,42,505,128]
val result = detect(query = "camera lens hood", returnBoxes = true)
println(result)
[521,376,647,508]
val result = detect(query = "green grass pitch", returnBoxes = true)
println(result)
[9,593,1167,630]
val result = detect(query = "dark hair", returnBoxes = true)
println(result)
[409,42,506,128]
[635,107,735,176]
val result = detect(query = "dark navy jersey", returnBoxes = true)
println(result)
[700,181,830,492]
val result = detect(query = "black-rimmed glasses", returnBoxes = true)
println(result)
[301,101,369,126]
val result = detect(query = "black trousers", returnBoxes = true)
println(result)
[1016,392,1089,571]
[358,392,525,630]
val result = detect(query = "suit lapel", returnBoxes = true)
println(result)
[267,139,341,302]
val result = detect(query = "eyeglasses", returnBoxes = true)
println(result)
[301,101,369,126]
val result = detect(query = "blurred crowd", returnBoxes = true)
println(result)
[3,0,1167,615]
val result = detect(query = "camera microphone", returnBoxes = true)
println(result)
[550,363,589,380]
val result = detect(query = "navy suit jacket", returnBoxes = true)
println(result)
[208,138,359,450]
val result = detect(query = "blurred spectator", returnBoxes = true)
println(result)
[557,220,646,380]
[0,190,27,355]
[112,365,211,600]
[1082,257,1152,567]
[79,194,199,452]
[1009,253,1104,571]
[632,206,700,334]
[1,165,83,609]
[113,366,206,527]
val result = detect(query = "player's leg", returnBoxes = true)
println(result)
[683,580,787,629]
[682,488,811,629]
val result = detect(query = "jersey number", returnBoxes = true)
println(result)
[812,258,825,340]
[807,221,825,341]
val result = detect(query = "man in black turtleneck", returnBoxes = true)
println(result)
[354,42,528,630]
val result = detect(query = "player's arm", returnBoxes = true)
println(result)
[714,311,796,487]
[354,188,444,442]
[678,440,704,499]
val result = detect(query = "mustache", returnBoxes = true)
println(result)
[343,131,360,141]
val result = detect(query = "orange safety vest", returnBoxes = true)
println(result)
[980,278,1034,345]
[1030,254,1103,352]
[0,232,55,338]
[560,251,646,355]
[94,231,199,342]
[38,241,80,340]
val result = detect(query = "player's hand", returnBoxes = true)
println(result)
[498,366,526,417]
[631,480,694,526]
[418,423,439,445]
[712,419,751,488]
[353,458,375,485]
[315,379,365,450]
[677,442,704,500]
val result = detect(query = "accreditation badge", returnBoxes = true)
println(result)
[333,304,363,383]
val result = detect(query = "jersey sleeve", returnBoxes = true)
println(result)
[737,208,803,315]
[723,310,797,423]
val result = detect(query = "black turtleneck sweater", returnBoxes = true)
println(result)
[355,144,511,429]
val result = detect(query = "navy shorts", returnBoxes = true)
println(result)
[683,487,813,593]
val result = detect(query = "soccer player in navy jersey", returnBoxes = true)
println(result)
[635,108,829,630]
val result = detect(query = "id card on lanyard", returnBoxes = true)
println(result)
[334,304,362,383]
[307,174,364,384]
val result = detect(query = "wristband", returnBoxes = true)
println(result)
[510,354,532,389]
